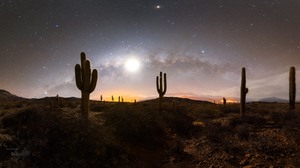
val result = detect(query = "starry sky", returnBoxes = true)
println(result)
[1,0,300,102]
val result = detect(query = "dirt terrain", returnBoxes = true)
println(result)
[0,97,299,167]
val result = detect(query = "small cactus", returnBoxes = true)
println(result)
[100,95,103,101]
[289,66,296,110]
[75,52,98,122]
[55,95,63,107]
[156,71,167,113]
[240,67,248,116]
[223,97,226,106]
[56,94,59,104]
[112,95,114,102]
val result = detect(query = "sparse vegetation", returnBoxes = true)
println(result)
[0,98,299,167]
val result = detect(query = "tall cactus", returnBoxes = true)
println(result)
[240,67,248,116]
[75,52,98,122]
[289,66,296,110]
[156,72,167,113]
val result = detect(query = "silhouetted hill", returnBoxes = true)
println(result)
[257,97,288,103]
[0,89,23,101]
[140,96,213,104]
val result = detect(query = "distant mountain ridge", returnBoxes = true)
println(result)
[257,97,288,103]
[0,89,23,100]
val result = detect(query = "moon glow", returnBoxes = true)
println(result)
[125,58,141,73]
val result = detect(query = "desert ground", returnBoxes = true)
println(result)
[0,96,299,168]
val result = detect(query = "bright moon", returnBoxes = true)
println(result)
[125,58,141,72]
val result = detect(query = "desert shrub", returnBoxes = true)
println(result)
[32,121,127,168]
[0,107,131,168]
[270,112,282,123]
[227,115,267,128]
[235,124,251,140]
[225,103,240,113]
[90,104,109,112]
[270,110,298,126]
[67,101,78,108]
[103,107,167,149]
[188,106,220,120]
[2,104,13,110]
[161,110,194,137]
[221,104,240,114]
[1,107,41,129]
[283,111,298,121]
[204,123,229,143]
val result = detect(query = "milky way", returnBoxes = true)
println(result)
[1,0,300,101]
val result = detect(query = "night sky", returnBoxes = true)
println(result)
[1,0,300,102]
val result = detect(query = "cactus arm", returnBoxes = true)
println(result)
[160,72,163,96]
[162,73,167,95]
[81,52,86,66]
[156,76,160,93]
[89,69,98,93]
[80,52,86,85]
[75,64,83,90]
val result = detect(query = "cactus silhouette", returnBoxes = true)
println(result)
[240,67,248,116]
[75,52,98,122]
[56,94,63,107]
[100,95,102,101]
[289,66,296,110]
[56,94,59,103]
[156,71,167,113]
[223,97,226,106]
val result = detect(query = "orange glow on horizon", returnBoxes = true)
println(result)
[219,99,238,104]
[92,90,143,102]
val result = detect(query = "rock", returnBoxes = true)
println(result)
[243,166,252,168]
[239,159,247,165]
